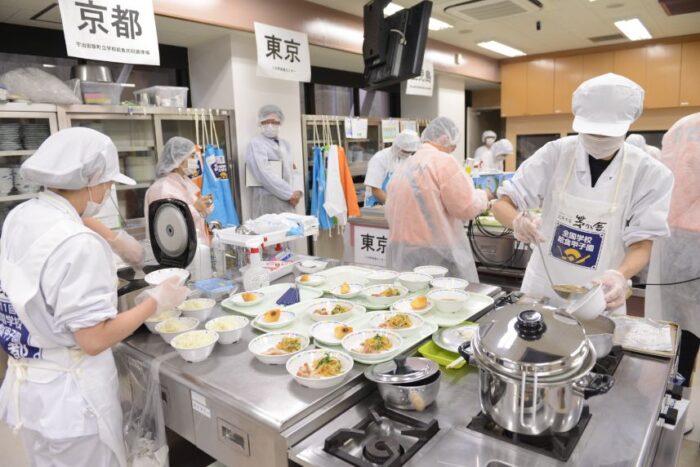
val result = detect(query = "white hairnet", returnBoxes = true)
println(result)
[491,139,513,158]
[258,104,284,124]
[626,134,646,150]
[482,130,497,142]
[421,117,460,147]
[20,127,134,189]
[156,136,196,178]
[392,130,420,153]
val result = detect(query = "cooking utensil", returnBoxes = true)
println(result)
[446,356,466,369]
[365,356,441,411]
[579,314,615,359]
[566,284,605,321]
[458,303,614,435]
[71,64,113,82]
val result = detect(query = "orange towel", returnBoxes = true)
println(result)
[338,146,361,217]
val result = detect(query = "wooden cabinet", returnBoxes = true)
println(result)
[680,41,700,106]
[613,47,647,89]
[582,52,614,80]
[526,58,554,115]
[501,61,528,117]
[553,55,583,114]
[645,44,682,109]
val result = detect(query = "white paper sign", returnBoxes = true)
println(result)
[58,0,160,65]
[353,225,388,267]
[255,22,311,82]
[401,120,418,133]
[382,120,400,143]
[405,62,434,97]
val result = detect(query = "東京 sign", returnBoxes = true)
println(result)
[58,0,160,65]
[254,22,311,82]
[353,225,388,268]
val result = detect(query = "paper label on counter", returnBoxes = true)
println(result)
[191,391,211,419]
[58,0,160,65]
[353,225,388,267]
[254,22,311,82]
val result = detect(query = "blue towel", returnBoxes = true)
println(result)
[310,146,333,230]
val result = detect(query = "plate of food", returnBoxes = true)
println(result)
[248,332,310,365]
[286,349,354,389]
[362,285,409,307]
[342,329,402,362]
[253,308,296,329]
[368,311,424,336]
[391,295,433,315]
[296,274,325,287]
[229,291,265,307]
[144,308,182,333]
[330,282,363,299]
[170,330,218,363]
[205,315,249,344]
[310,321,354,346]
[308,300,355,322]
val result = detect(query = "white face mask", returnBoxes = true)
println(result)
[485,137,496,147]
[82,186,109,218]
[261,123,280,139]
[580,134,625,159]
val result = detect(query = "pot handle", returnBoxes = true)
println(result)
[457,342,473,364]
[575,373,615,400]
[520,371,539,429]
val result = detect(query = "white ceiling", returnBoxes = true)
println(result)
[306,0,700,58]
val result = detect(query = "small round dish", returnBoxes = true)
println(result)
[295,274,325,287]
[145,268,189,286]
[229,291,265,307]
[144,308,182,333]
[286,349,354,389]
[296,260,326,274]
[391,296,433,315]
[254,310,296,329]
[248,332,310,365]
[397,272,432,292]
[155,317,200,344]
[170,330,218,363]
[368,311,424,336]
[205,315,249,344]
[430,277,469,291]
[342,329,402,362]
[362,285,409,308]
[308,300,355,322]
[330,283,363,299]
[427,289,470,314]
[367,270,399,285]
[413,265,448,278]
[177,298,216,321]
[310,320,354,346]
[432,324,478,353]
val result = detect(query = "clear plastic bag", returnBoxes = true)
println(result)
[0,67,81,105]
[114,345,169,467]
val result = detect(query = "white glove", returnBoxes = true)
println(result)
[136,276,190,312]
[512,212,544,244]
[108,231,145,270]
[592,270,627,311]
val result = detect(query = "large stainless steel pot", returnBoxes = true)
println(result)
[365,356,441,412]
[458,304,614,435]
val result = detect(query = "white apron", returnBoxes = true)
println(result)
[521,140,632,314]
[0,195,126,467]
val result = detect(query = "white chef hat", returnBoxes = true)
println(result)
[20,127,135,189]
[393,130,420,153]
[572,73,644,137]
[491,139,513,158]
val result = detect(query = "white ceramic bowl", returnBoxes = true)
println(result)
[296,274,325,287]
[362,285,409,307]
[310,320,354,346]
[155,317,200,343]
[177,298,216,321]
[254,310,296,329]
[430,277,469,291]
[397,272,432,292]
[566,284,606,321]
[145,268,189,286]
[427,289,470,314]
[170,330,218,362]
[342,329,402,362]
[391,296,433,315]
[413,265,448,278]
[286,349,354,389]
[205,315,249,344]
[329,283,363,299]
[144,309,182,333]
[248,332,310,365]
[296,260,326,274]
[308,300,355,322]
[368,311,424,336]
[367,270,399,285]
[229,291,265,307]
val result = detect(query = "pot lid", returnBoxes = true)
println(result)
[474,303,589,377]
[364,356,439,384]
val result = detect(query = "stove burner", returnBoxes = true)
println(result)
[467,407,592,462]
[363,436,404,464]
[594,345,624,376]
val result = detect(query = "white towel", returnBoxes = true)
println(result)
[323,145,348,226]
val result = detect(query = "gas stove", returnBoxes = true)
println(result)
[323,405,439,467]
[593,345,624,376]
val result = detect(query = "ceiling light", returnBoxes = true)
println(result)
[477,40,526,57]
[614,18,652,41]
[42,63,56,68]
[383,3,453,31]
[383,3,403,16]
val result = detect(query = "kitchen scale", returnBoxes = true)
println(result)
[148,198,197,269]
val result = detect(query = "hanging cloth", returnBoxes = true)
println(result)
[337,146,361,218]
[310,121,332,230]
[190,111,204,191]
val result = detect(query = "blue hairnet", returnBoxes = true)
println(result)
[258,104,285,124]
[421,117,460,147]
[156,137,196,178]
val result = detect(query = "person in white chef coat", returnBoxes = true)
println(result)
[363,130,421,207]
[626,133,662,160]
[473,130,497,170]
[0,128,190,467]
[480,138,513,173]
[492,73,674,313]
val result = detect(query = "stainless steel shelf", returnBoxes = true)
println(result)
[116,146,155,152]
[0,150,35,157]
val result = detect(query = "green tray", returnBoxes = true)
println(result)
[417,341,459,367]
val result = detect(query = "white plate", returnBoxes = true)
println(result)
[286,349,354,389]
[254,310,296,329]
[248,332,310,365]
[307,300,355,322]
[145,268,189,286]
[367,311,424,336]
[362,284,409,307]
[295,274,325,287]
[329,283,363,299]
[391,296,433,315]
[296,260,327,274]
[413,265,448,278]
[310,320,354,346]
[341,329,402,362]
[229,291,265,307]
[430,277,469,290]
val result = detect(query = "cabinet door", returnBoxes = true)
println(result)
[613,47,647,89]
[582,52,614,80]
[501,61,528,117]
[554,55,583,114]
[527,58,554,115]
[646,44,682,109]
[680,41,700,106]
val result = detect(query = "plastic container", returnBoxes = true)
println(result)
[242,248,270,292]
[80,81,129,105]
[133,86,189,107]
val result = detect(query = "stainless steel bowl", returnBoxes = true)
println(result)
[581,315,615,359]
[71,64,113,82]
[376,372,441,412]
